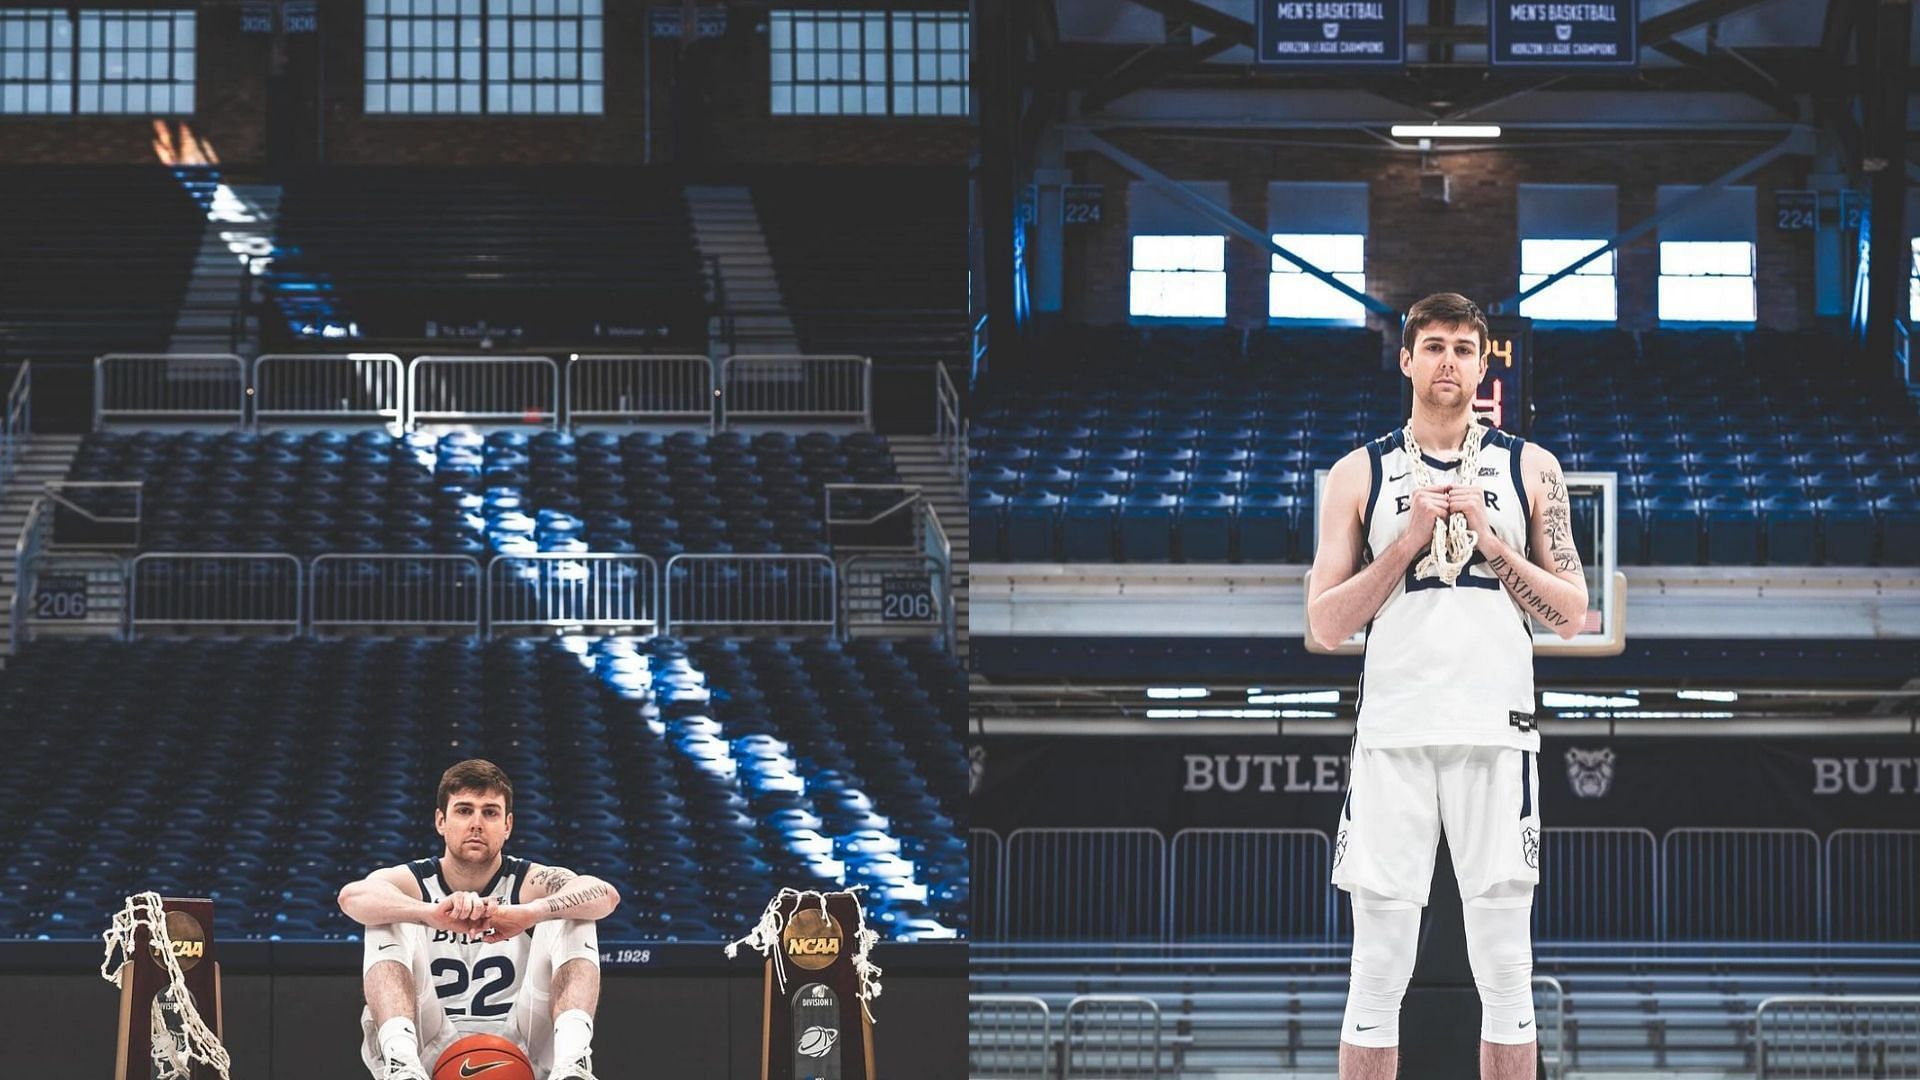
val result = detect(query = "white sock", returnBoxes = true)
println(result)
[553,1009,595,1066]
[378,1017,421,1068]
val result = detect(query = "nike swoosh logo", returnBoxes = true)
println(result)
[1388,472,1409,482]
[460,1062,511,1077]
[379,943,400,950]
[1356,1024,1378,1031]
[1519,1020,1532,1028]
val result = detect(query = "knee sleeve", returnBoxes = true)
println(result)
[362,923,419,975]
[1342,890,1421,1048]
[546,917,601,970]
[1464,881,1536,1044]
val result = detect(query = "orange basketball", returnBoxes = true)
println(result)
[432,1034,534,1080]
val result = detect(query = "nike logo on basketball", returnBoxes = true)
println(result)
[1388,472,1409,482]
[460,1062,510,1077]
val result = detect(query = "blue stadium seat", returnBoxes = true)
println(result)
[1238,491,1297,562]
[1820,493,1876,565]
[1646,494,1701,564]
[1178,490,1237,562]
[1005,491,1061,561]
[1760,493,1817,565]
[1061,490,1120,562]
[1702,493,1759,565]
[1119,492,1178,562]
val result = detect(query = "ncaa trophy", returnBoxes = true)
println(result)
[726,888,883,1080]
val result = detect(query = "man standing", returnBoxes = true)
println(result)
[1308,293,1588,1079]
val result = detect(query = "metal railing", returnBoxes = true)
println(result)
[11,497,130,649]
[925,503,957,649]
[1537,827,1660,942]
[706,254,735,354]
[252,353,405,427]
[1756,996,1920,1078]
[1,361,29,496]
[662,553,837,635]
[486,553,660,634]
[1535,975,1568,1080]
[1062,995,1162,1080]
[825,483,924,552]
[128,552,303,634]
[969,995,1052,1080]
[1825,830,1920,942]
[935,360,964,481]
[1004,829,1167,942]
[565,354,715,429]
[308,554,482,635]
[1663,828,1823,941]
[972,827,1005,941]
[43,481,143,548]
[406,355,560,429]
[95,354,247,429]
[719,355,872,430]
[1168,828,1336,942]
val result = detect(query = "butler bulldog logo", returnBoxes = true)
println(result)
[1332,829,1349,869]
[1555,23,1573,41]
[1565,747,1616,798]
[1521,825,1540,869]
[1323,22,1340,38]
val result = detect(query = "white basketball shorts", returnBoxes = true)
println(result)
[358,919,599,1079]
[1330,742,1542,906]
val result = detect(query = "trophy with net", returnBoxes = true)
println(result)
[101,892,230,1080]
[726,887,883,1080]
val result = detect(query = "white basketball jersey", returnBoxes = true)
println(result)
[1356,425,1540,751]
[408,855,536,1033]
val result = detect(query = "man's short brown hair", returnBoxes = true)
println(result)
[438,759,513,816]
[1402,292,1490,356]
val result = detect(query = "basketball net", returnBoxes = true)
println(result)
[725,886,884,1022]
[1401,419,1488,587]
[100,892,231,1080]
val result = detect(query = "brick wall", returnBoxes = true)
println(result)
[1065,131,1818,332]
[0,2,963,168]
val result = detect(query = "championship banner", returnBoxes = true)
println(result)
[1257,1,1407,67]
[973,735,1920,834]
[1490,1,1638,67]
[726,889,881,1080]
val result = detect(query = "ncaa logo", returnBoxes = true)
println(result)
[1566,747,1615,798]
[1323,22,1340,39]
[1555,23,1573,41]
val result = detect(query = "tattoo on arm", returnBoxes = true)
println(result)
[544,883,612,914]
[1486,551,1571,627]
[530,866,576,895]
[1540,467,1583,575]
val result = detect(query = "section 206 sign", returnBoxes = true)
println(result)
[1258,1,1406,67]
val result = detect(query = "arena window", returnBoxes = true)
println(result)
[364,0,604,117]
[1269,234,1367,324]
[1519,239,1617,322]
[1656,184,1757,324]
[1267,181,1368,325]
[769,9,968,118]
[1130,235,1227,320]
[1,8,195,116]
[1129,180,1229,320]
[1517,184,1617,322]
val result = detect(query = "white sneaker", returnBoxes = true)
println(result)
[382,1059,429,1080]
[550,1054,598,1080]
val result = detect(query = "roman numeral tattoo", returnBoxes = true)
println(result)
[545,883,611,914]
[1485,551,1572,627]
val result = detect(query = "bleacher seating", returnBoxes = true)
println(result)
[971,326,1920,566]
[262,167,707,349]
[753,167,967,362]
[0,166,209,362]
[68,428,901,557]
[0,634,964,942]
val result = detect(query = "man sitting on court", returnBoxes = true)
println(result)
[339,759,620,1080]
